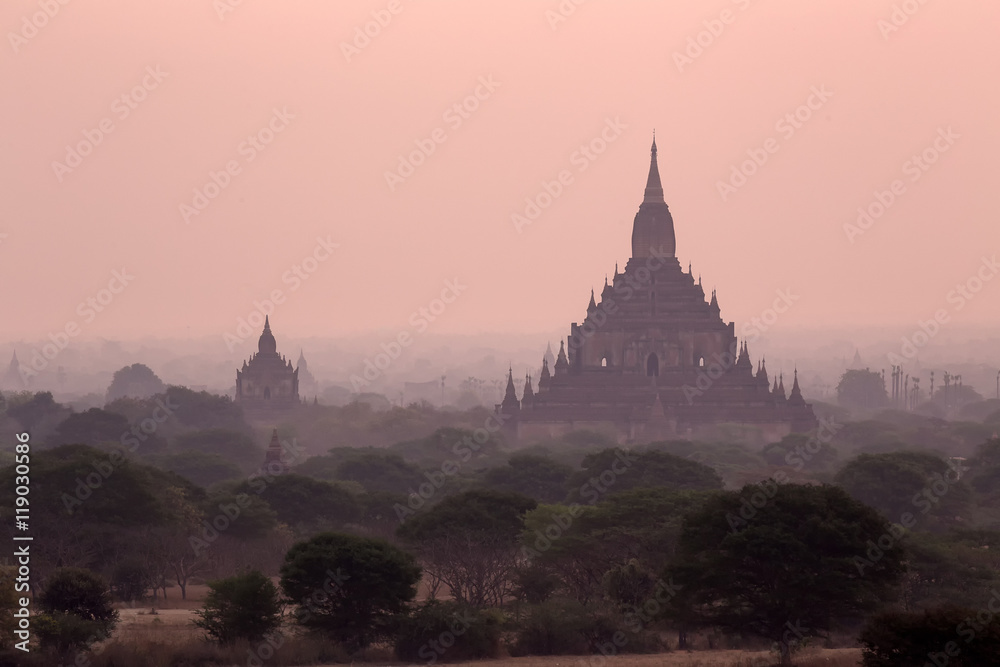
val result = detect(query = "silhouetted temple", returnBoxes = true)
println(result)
[1,352,25,391]
[260,428,290,475]
[498,137,816,444]
[236,317,299,412]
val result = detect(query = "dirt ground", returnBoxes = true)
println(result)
[112,587,862,666]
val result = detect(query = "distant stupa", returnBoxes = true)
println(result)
[235,317,299,413]
[2,352,26,391]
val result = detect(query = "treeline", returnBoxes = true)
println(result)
[4,432,1000,665]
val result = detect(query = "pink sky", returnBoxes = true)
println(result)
[2,0,998,345]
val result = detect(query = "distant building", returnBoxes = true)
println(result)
[2,352,26,392]
[297,350,318,400]
[260,428,290,475]
[541,342,556,378]
[497,137,817,444]
[235,317,299,413]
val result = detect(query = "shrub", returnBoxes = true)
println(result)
[511,598,663,657]
[37,568,117,652]
[860,605,1000,666]
[34,612,109,655]
[511,599,591,656]
[280,532,421,652]
[395,600,501,663]
[194,570,283,644]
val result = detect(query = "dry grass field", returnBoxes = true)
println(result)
[97,602,863,667]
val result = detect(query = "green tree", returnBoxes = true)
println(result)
[161,386,251,433]
[837,369,889,412]
[834,451,972,529]
[280,532,421,652]
[761,433,837,471]
[398,489,536,607]
[394,600,501,662]
[37,568,119,653]
[333,451,425,494]
[157,449,243,487]
[522,488,709,606]
[6,391,71,443]
[565,449,722,502]
[173,428,262,473]
[200,491,278,541]
[483,453,573,502]
[194,570,282,644]
[54,408,130,447]
[110,559,154,603]
[900,530,1000,610]
[234,473,361,531]
[106,363,165,401]
[666,484,906,666]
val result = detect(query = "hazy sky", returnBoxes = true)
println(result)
[3,1,998,352]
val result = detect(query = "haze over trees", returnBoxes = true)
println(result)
[105,363,166,402]
[4,380,1000,664]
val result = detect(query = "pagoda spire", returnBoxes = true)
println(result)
[788,367,806,407]
[776,373,787,403]
[499,366,521,418]
[643,133,665,204]
[631,134,676,260]
[539,357,551,388]
[555,341,569,375]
